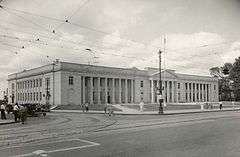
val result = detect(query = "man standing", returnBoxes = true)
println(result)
[1,103,6,120]
[13,103,20,122]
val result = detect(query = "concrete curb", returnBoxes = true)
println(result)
[52,108,240,116]
[0,120,17,125]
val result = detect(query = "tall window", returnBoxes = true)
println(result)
[39,78,42,87]
[12,83,14,90]
[177,83,180,89]
[46,78,50,87]
[33,80,36,88]
[40,92,42,101]
[36,79,38,87]
[69,76,74,85]
[185,83,188,90]
[140,81,144,87]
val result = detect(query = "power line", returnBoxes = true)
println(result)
[1,4,233,53]
[1,7,52,35]
[0,4,164,50]
[54,0,91,30]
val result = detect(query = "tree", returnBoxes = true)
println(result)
[209,63,233,101]
[229,57,240,101]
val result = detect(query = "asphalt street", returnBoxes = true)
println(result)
[1,111,240,157]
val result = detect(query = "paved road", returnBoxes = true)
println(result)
[1,111,240,157]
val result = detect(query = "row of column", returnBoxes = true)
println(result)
[150,80,177,103]
[81,76,135,104]
[184,83,210,102]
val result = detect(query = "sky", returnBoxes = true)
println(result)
[0,0,240,98]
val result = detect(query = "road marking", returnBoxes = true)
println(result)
[11,139,100,157]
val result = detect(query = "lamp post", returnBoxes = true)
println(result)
[158,50,164,114]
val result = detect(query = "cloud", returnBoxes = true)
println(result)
[100,31,229,76]
[222,42,240,63]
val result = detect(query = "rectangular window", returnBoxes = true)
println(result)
[36,79,38,87]
[36,92,38,101]
[46,78,50,87]
[39,78,42,87]
[177,83,180,89]
[33,92,35,101]
[12,83,15,90]
[140,81,144,87]
[69,76,74,85]
[214,85,216,90]
[185,83,188,90]
[33,80,35,88]
[40,92,42,101]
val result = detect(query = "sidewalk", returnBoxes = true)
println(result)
[0,113,16,125]
[52,107,240,115]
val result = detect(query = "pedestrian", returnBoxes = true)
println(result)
[139,100,144,112]
[219,102,223,110]
[85,103,89,112]
[19,105,27,124]
[1,103,6,120]
[13,103,20,122]
[81,103,85,112]
[104,104,108,114]
[108,105,114,116]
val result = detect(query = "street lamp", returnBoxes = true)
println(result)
[158,50,164,114]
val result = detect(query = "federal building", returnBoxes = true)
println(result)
[7,61,219,106]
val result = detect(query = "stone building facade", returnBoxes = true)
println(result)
[7,61,219,106]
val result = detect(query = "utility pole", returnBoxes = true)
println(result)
[158,50,164,114]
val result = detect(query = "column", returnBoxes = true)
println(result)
[200,84,203,102]
[167,81,170,103]
[82,76,85,104]
[89,77,93,104]
[119,79,122,104]
[111,78,115,104]
[105,78,108,104]
[79,76,82,105]
[194,83,197,102]
[206,84,209,102]
[205,84,208,102]
[131,79,134,103]
[151,80,154,103]
[97,77,100,104]
[125,79,128,103]
[191,83,194,102]
[171,81,175,103]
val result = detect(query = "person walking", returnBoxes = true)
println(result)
[81,103,85,112]
[85,103,89,112]
[104,104,108,114]
[19,105,27,124]
[13,103,20,122]
[219,102,223,110]
[1,103,6,120]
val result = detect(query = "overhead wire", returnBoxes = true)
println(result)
[54,0,91,30]
[0,4,235,66]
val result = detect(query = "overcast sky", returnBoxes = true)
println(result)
[0,0,240,98]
